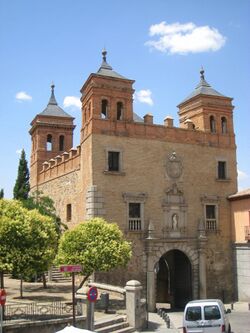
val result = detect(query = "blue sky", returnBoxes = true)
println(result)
[0,0,249,198]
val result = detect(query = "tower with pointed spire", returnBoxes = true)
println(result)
[29,83,75,189]
[178,68,234,139]
[79,49,135,142]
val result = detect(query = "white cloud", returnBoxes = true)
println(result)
[238,169,249,181]
[237,169,250,191]
[63,96,81,109]
[145,21,226,55]
[134,89,153,106]
[15,91,32,101]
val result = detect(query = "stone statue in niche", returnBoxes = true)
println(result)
[172,213,179,230]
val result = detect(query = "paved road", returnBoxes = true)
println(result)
[229,311,250,333]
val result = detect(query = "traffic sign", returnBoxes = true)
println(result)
[87,286,98,302]
[60,265,82,273]
[0,289,6,306]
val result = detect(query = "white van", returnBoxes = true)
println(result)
[183,299,231,333]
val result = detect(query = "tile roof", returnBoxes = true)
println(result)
[39,84,73,118]
[96,49,128,79]
[180,68,225,104]
[228,188,250,200]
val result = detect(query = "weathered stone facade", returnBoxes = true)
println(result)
[30,51,237,309]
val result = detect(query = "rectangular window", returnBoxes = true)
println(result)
[205,205,217,230]
[129,203,141,231]
[204,305,221,320]
[66,204,72,222]
[185,306,202,321]
[218,161,226,179]
[108,151,120,171]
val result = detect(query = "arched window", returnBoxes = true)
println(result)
[59,135,65,151]
[221,117,227,134]
[101,99,108,119]
[117,102,123,120]
[210,116,216,133]
[46,134,52,151]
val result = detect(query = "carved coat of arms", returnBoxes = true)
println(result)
[166,151,183,179]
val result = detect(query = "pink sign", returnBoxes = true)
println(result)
[60,265,82,273]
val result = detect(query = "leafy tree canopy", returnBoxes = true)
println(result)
[23,190,67,236]
[0,199,58,279]
[13,149,30,200]
[0,189,4,199]
[55,217,132,287]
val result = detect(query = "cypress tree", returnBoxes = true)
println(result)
[0,189,3,199]
[13,149,30,200]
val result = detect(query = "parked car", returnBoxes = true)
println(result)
[183,299,231,333]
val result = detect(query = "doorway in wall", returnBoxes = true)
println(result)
[156,249,192,308]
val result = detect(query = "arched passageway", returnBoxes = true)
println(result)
[156,249,192,308]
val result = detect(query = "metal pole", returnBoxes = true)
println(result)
[0,273,4,289]
[0,306,2,333]
[90,301,94,331]
[86,300,94,331]
[72,272,76,327]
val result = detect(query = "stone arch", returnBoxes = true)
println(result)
[148,242,199,272]
[146,241,199,310]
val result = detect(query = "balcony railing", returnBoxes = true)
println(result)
[206,219,217,231]
[244,226,250,241]
[129,218,142,231]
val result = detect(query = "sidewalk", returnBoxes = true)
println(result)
[137,312,180,333]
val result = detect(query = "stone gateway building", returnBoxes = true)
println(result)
[29,50,237,310]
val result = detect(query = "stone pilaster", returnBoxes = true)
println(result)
[198,236,207,299]
[86,185,106,219]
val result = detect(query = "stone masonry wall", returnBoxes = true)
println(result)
[91,132,237,301]
[36,169,82,228]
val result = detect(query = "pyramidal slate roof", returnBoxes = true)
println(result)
[180,68,225,104]
[96,49,128,79]
[39,84,73,118]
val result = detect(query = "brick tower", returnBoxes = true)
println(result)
[79,49,135,142]
[178,68,234,141]
[29,83,75,189]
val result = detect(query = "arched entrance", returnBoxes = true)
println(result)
[156,249,192,308]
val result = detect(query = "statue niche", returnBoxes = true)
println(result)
[162,183,187,237]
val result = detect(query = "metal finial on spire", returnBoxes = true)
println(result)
[200,67,205,80]
[48,81,57,105]
[102,48,107,62]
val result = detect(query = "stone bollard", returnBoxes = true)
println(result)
[166,316,170,328]
[125,280,144,330]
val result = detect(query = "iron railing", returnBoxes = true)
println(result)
[4,301,82,322]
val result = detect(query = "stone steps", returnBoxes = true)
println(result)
[46,266,72,282]
[95,315,134,333]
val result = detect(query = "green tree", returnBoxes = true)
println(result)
[23,190,67,237]
[0,199,58,295]
[55,217,132,288]
[13,149,30,200]
[0,189,3,199]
